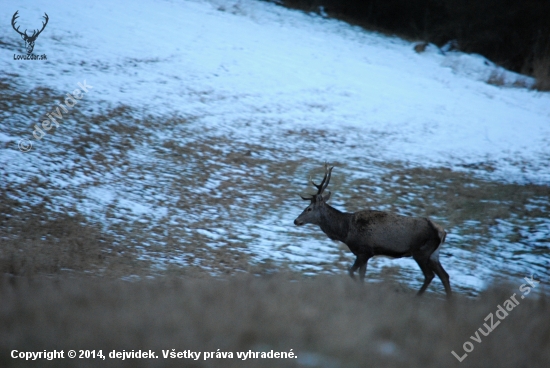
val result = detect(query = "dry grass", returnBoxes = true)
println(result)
[413,42,429,53]
[0,191,148,278]
[0,275,548,368]
[487,71,505,87]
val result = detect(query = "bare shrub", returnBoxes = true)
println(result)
[414,42,428,53]
[487,70,505,86]
[512,78,530,89]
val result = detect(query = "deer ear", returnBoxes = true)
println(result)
[322,191,331,202]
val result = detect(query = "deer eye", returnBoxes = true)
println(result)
[307,208,312,212]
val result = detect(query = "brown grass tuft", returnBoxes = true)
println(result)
[487,71,505,86]
[414,42,428,53]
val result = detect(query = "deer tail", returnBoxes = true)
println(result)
[428,219,446,246]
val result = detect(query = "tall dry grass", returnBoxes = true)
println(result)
[0,275,548,368]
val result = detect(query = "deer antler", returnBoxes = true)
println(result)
[33,13,49,39]
[301,163,333,200]
[311,163,333,195]
[11,11,49,40]
[11,11,25,37]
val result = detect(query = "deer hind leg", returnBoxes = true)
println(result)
[358,257,369,282]
[413,254,435,295]
[429,252,452,297]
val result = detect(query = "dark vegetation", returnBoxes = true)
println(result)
[1,275,549,368]
[277,0,550,90]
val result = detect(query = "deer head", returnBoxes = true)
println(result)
[12,10,49,55]
[294,163,333,226]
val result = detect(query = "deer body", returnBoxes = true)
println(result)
[294,165,451,297]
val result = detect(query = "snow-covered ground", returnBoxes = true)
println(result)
[1,0,549,294]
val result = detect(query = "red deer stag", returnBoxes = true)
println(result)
[294,164,452,297]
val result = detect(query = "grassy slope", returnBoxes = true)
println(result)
[1,5,549,367]
[0,275,548,368]
[2,78,549,291]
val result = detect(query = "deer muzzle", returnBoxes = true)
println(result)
[294,219,304,226]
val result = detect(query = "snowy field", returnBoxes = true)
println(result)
[1,0,549,295]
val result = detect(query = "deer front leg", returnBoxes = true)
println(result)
[348,254,369,282]
[358,257,369,282]
[348,257,361,279]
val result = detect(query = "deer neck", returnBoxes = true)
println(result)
[318,204,350,242]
